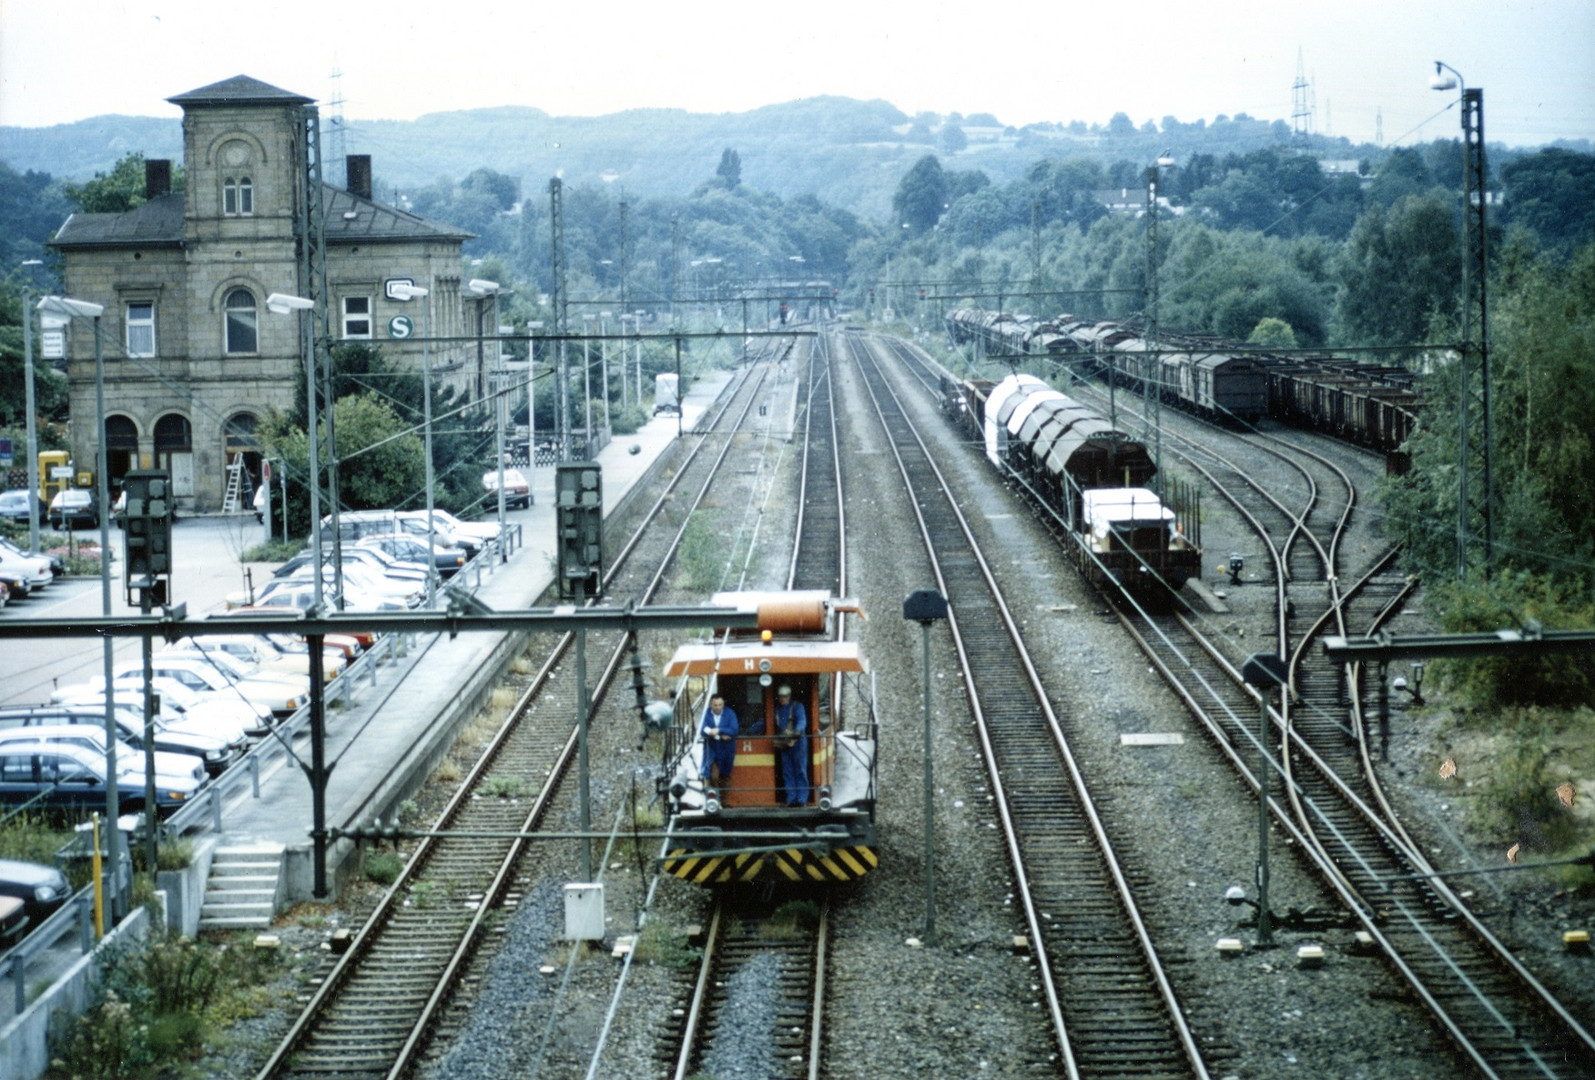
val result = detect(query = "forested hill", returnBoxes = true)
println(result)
[2,96,1403,220]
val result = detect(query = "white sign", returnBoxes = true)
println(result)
[51,466,74,479]
[41,331,64,359]
[385,278,417,302]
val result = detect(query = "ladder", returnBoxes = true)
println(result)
[221,456,248,514]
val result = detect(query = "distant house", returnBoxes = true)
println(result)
[1091,187,1178,217]
[49,75,487,513]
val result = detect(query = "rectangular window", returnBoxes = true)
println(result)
[126,302,155,357]
[223,181,237,215]
[342,296,371,339]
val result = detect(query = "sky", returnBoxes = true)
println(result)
[1,0,1591,149]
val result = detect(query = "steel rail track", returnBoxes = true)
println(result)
[254,364,774,1080]
[1096,406,1595,1079]
[847,331,1209,1080]
[665,895,831,1080]
[788,332,844,597]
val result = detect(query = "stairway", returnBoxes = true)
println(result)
[197,842,283,931]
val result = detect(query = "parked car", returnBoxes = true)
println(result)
[0,893,28,947]
[0,740,202,818]
[47,488,99,530]
[0,540,53,591]
[355,533,467,577]
[0,858,71,928]
[0,537,63,579]
[182,633,345,683]
[417,507,502,549]
[325,509,483,559]
[0,490,32,522]
[481,467,532,509]
[4,701,243,776]
[0,724,208,785]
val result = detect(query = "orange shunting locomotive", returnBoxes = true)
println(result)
[658,591,878,885]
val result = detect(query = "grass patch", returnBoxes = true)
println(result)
[766,899,821,938]
[481,774,529,799]
[363,850,404,886]
[0,811,73,865]
[488,685,520,714]
[677,511,730,593]
[431,756,462,784]
[459,714,501,747]
[630,920,703,967]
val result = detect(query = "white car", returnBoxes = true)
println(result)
[0,542,53,590]
[148,650,308,718]
[54,679,255,747]
[189,633,345,683]
[0,701,240,777]
[481,467,531,509]
[414,508,501,549]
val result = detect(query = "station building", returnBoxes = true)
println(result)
[49,74,492,512]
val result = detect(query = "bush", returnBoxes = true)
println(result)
[1475,728,1582,854]
[676,512,729,593]
[1434,570,1595,708]
[364,850,404,886]
[609,403,652,436]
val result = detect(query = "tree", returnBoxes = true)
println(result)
[1501,148,1595,258]
[1336,193,1460,345]
[940,125,968,154]
[893,155,947,233]
[64,153,182,214]
[1106,112,1136,137]
[716,148,742,190]
[1247,317,1298,347]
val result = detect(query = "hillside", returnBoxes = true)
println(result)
[2,96,1372,221]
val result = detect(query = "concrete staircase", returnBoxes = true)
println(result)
[197,842,283,931]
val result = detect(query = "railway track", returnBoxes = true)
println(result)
[1075,380,1595,1079]
[663,894,831,1080]
[653,331,849,1080]
[845,330,1210,1080]
[253,363,777,1080]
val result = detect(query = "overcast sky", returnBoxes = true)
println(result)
[2,0,1590,149]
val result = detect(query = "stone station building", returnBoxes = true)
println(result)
[49,75,490,512]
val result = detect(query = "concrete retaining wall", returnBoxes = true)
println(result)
[0,907,149,1080]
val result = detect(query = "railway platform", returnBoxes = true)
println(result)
[178,373,734,922]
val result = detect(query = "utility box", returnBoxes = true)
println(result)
[564,882,605,941]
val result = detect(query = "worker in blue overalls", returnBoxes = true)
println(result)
[773,685,809,806]
[699,694,739,789]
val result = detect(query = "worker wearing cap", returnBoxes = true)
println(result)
[773,685,809,806]
[699,694,739,788]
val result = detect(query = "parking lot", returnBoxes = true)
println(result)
[0,496,544,710]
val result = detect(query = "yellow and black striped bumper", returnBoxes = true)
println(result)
[662,844,878,885]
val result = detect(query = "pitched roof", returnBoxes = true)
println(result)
[167,75,313,108]
[50,193,185,248]
[50,187,472,248]
[324,187,474,243]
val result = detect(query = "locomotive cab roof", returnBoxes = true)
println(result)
[664,590,869,677]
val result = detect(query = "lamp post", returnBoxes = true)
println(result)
[265,294,321,607]
[903,587,949,941]
[389,282,436,605]
[468,279,505,557]
[1430,61,1493,579]
[1145,151,1175,490]
[37,295,125,920]
[19,260,44,555]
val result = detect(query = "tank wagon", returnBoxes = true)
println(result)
[658,591,878,885]
[964,374,1200,594]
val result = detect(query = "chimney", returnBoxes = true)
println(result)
[145,159,172,200]
[346,155,372,201]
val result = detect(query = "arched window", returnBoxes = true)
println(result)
[223,177,254,216]
[154,414,192,454]
[224,288,257,354]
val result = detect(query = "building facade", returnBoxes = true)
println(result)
[50,75,488,512]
